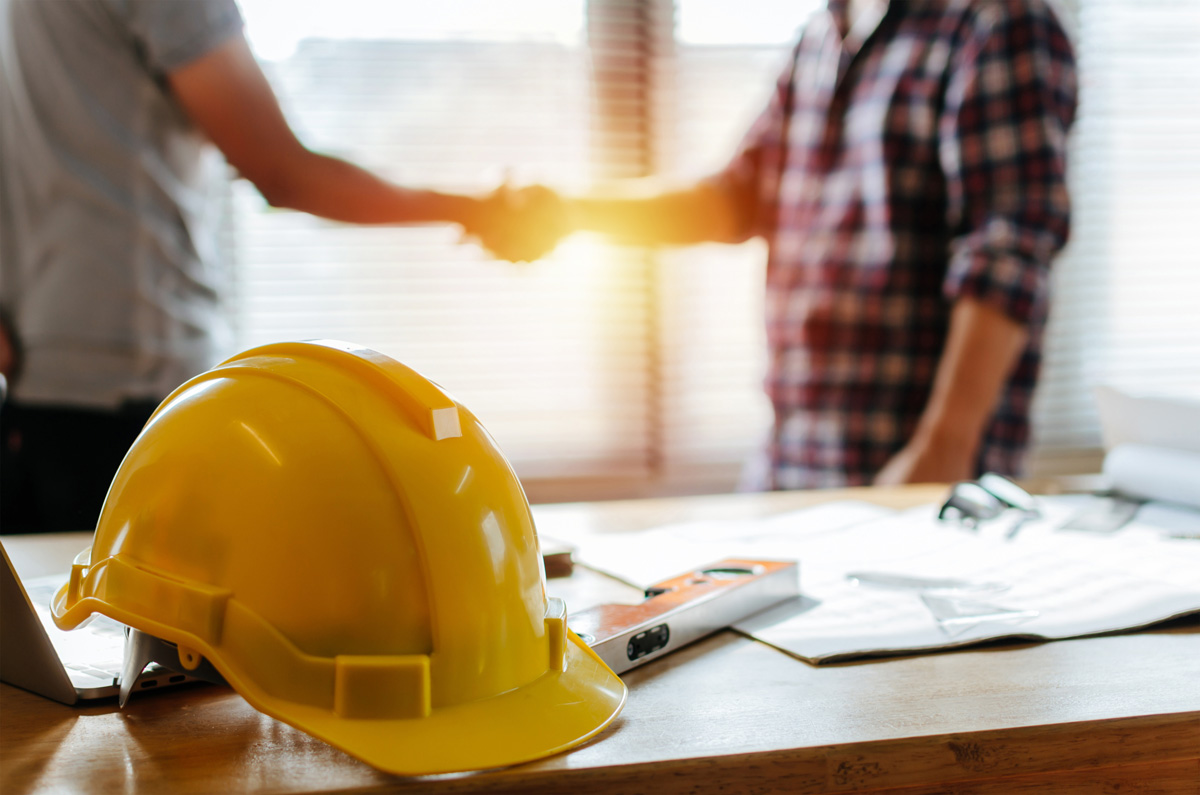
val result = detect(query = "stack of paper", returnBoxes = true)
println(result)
[1096,386,1200,509]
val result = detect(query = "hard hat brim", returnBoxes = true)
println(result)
[55,581,627,776]
[250,630,627,776]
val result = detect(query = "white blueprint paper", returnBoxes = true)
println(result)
[554,497,1200,663]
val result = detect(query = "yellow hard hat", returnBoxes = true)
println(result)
[51,340,626,775]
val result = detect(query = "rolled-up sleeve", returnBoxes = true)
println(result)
[939,0,1078,324]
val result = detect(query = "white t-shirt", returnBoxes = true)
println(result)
[0,0,243,408]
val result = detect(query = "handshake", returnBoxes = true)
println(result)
[462,183,573,263]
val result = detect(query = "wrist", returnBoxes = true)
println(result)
[908,415,980,468]
[430,191,484,232]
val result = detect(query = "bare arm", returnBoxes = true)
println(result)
[565,180,743,247]
[167,35,481,228]
[566,42,799,250]
[873,298,1028,485]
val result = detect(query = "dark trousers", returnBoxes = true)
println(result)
[1,400,158,534]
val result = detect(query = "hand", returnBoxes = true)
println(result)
[467,183,570,263]
[873,432,976,486]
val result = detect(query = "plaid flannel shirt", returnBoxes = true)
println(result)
[720,0,1077,489]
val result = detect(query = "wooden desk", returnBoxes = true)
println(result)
[3,486,1198,794]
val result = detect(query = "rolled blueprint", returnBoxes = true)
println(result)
[1103,443,1200,510]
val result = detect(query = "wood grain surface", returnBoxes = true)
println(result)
[3,485,1198,794]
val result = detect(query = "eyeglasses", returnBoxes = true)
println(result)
[939,473,1040,534]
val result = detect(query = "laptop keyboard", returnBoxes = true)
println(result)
[24,576,126,678]
[64,662,121,680]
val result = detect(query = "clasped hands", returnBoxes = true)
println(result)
[464,183,571,263]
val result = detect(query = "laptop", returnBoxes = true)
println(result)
[0,540,197,704]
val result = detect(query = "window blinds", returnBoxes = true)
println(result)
[1029,0,1200,474]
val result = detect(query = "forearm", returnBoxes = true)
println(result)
[168,35,480,230]
[252,148,481,227]
[912,298,1029,466]
[566,181,740,246]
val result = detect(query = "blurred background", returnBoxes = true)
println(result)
[227,0,1200,503]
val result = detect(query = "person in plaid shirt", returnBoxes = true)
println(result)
[541,0,1078,489]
